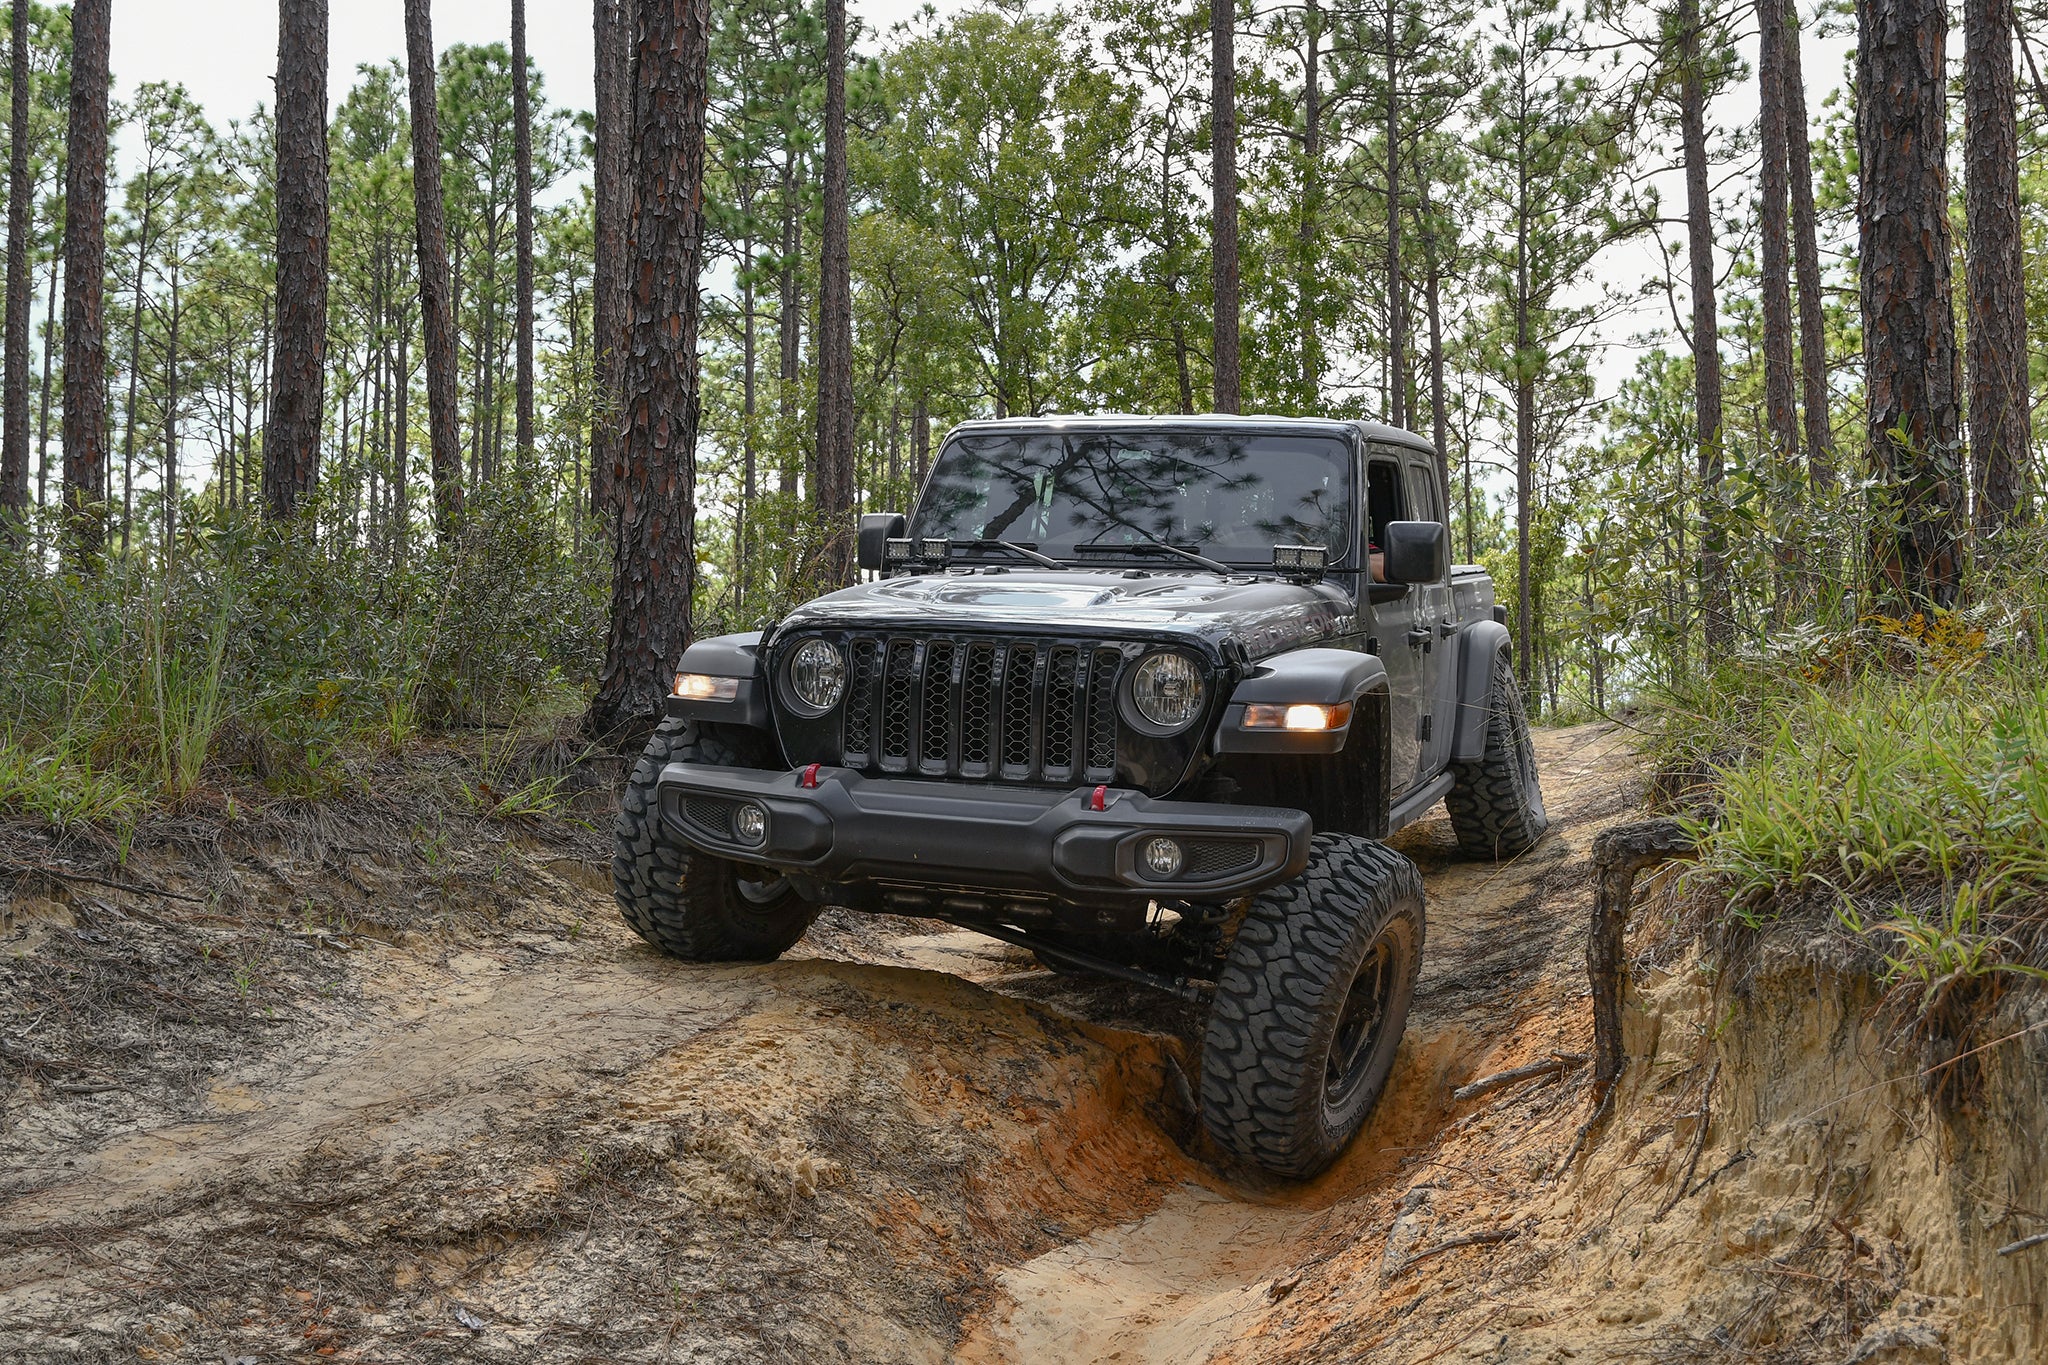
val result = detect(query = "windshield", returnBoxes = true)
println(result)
[909,430,1356,565]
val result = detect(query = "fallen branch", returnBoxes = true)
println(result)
[1999,1232,2048,1257]
[1453,1053,1587,1102]
[6,862,208,905]
[1388,1226,1520,1279]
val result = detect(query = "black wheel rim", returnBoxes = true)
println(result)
[733,867,789,906]
[1324,931,1399,1115]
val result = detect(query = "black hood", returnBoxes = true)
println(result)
[778,569,1357,660]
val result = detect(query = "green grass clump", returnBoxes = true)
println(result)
[0,486,607,821]
[1661,604,2048,996]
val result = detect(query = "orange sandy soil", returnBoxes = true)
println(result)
[12,724,1979,1364]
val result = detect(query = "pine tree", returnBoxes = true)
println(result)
[0,0,31,535]
[1210,0,1239,413]
[513,0,536,462]
[589,0,714,738]
[815,0,854,586]
[405,0,466,539]
[59,0,110,560]
[1964,0,2027,529]
[262,0,330,521]
[1859,0,1963,605]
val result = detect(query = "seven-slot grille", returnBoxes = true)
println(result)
[830,635,1129,783]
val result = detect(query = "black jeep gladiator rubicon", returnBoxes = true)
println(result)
[615,415,1546,1178]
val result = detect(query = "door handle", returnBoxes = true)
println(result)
[1406,627,1431,649]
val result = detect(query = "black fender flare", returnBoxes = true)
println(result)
[1450,620,1512,761]
[665,631,772,729]
[1213,647,1390,756]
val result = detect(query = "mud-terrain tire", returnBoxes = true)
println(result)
[1199,834,1424,1179]
[613,719,819,961]
[1444,652,1549,859]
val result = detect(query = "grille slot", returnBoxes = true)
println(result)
[1184,838,1262,878]
[800,634,1143,785]
[681,795,742,839]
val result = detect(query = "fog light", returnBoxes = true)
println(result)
[733,802,767,846]
[1141,836,1185,878]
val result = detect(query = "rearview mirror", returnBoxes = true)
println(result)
[1381,521,1447,585]
[858,512,906,571]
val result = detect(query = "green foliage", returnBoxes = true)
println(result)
[0,491,605,819]
[1663,586,2048,997]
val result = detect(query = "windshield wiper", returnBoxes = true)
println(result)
[1075,535,1235,576]
[963,538,1069,570]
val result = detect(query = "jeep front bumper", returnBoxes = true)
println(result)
[656,763,1313,908]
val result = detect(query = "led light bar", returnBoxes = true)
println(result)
[883,537,950,567]
[1272,544,1328,579]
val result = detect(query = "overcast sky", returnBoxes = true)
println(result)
[107,0,942,155]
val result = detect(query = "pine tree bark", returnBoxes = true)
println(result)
[1964,0,2027,530]
[588,0,712,740]
[406,0,466,541]
[1859,0,1963,605]
[1757,0,1799,465]
[263,0,330,522]
[1779,1,1834,486]
[1210,0,1240,413]
[1296,0,1320,406]
[814,0,855,587]
[1385,0,1404,429]
[513,0,536,463]
[592,0,630,520]
[1677,0,1730,649]
[60,0,111,560]
[0,0,31,534]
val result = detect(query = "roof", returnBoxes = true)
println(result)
[943,412,1438,456]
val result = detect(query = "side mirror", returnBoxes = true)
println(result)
[1381,521,1448,585]
[858,512,907,571]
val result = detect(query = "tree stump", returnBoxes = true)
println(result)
[1588,819,1699,1105]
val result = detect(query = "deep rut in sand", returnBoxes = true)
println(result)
[1,724,1642,1363]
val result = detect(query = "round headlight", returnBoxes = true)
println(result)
[786,639,846,714]
[1141,836,1185,879]
[1126,652,1205,732]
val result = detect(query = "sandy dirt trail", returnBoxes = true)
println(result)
[1,724,1639,1363]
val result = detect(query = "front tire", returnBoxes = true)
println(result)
[1199,834,1424,1179]
[1444,652,1549,859]
[613,719,819,961]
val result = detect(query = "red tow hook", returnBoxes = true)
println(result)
[1089,784,1108,812]
[800,763,822,789]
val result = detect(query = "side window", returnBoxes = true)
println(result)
[1365,459,1406,548]
[1403,460,1441,524]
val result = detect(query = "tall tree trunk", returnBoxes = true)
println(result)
[35,243,56,521]
[589,0,713,739]
[163,271,180,558]
[1780,0,1833,486]
[1859,0,1963,605]
[264,0,330,522]
[60,0,111,562]
[1210,0,1240,413]
[592,0,630,519]
[1678,0,1730,649]
[406,0,466,541]
[1757,0,1799,466]
[1965,0,2027,531]
[395,296,410,557]
[1296,0,1320,406]
[740,257,756,609]
[121,185,150,549]
[1385,0,1404,429]
[0,0,31,533]
[1420,174,1450,516]
[513,0,536,464]
[815,0,855,587]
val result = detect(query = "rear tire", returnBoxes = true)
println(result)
[1199,834,1423,1179]
[1445,652,1548,859]
[613,719,818,961]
